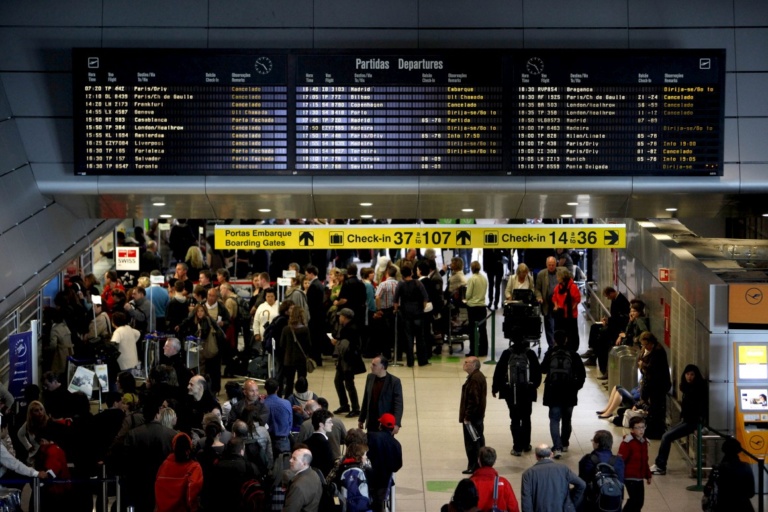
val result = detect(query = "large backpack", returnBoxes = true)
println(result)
[587,455,623,512]
[235,295,251,325]
[240,478,267,512]
[339,466,371,512]
[507,351,530,398]
[548,349,573,386]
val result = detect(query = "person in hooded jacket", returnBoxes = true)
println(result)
[155,432,203,512]
[650,364,707,475]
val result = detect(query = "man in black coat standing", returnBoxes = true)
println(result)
[366,413,403,512]
[305,264,328,362]
[595,286,630,375]
[358,356,403,434]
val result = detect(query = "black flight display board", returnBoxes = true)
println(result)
[73,48,725,177]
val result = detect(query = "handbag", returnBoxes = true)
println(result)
[201,320,219,359]
[622,408,647,428]
[291,327,316,373]
[424,302,434,313]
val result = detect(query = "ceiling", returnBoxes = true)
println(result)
[35,163,765,221]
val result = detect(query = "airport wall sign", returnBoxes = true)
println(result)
[215,224,626,250]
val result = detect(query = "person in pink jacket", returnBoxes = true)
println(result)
[155,432,204,512]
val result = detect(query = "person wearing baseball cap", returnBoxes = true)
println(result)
[366,413,403,512]
[332,308,364,418]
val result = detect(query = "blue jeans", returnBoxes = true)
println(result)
[543,311,555,349]
[654,420,697,470]
[548,405,574,451]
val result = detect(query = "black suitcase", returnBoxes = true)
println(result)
[247,355,269,379]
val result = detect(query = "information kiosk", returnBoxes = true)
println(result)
[734,342,768,462]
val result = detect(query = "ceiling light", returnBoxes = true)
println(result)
[359,202,373,207]
[152,202,166,207]
[258,208,272,213]
[665,208,678,212]
[560,214,573,218]
[159,214,172,218]
[567,202,578,206]
[763,214,768,217]
[461,208,474,213]
[360,214,373,219]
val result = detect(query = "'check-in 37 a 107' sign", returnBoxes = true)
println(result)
[215,224,625,250]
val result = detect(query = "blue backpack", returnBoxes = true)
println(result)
[339,466,371,512]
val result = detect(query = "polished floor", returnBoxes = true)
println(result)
[303,307,714,512]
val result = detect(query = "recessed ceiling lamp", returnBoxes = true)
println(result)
[258,208,272,213]
[360,214,373,219]
[560,214,573,218]
[160,214,172,218]
[567,202,579,206]
[152,202,166,206]
[360,202,373,207]
[665,208,678,212]
[461,208,474,212]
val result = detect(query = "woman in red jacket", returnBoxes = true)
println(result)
[551,268,581,352]
[155,432,204,512]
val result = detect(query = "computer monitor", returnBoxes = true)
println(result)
[739,388,768,412]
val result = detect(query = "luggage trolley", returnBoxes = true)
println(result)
[444,286,470,354]
[502,289,543,356]
[184,335,201,375]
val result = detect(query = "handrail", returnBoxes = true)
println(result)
[587,281,611,318]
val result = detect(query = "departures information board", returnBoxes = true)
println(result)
[73,48,725,177]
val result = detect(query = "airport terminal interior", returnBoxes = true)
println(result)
[1,0,768,510]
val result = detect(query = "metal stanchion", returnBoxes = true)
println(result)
[100,463,108,512]
[390,311,401,367]
[485,311,497,365]
[686,422,704,491]
[32,476,40,512]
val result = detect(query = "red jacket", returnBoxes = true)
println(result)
[470,466,520,512]
[617,434,651,481]
[155,454,204,512]
[551,279,580,319]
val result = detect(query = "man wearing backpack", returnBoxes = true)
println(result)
[578,430,625,512]
[492,332,542,457]
[541,330,586,459]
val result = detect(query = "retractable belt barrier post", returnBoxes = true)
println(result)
[485,311,497,365]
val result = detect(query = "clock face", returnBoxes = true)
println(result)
[526,57,544,75]
[255,56,273,75]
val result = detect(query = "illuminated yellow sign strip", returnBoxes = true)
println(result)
[215,224,625,250]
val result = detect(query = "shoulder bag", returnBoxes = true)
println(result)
[291,327,317,373]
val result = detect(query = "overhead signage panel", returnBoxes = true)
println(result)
[215,224,626,250]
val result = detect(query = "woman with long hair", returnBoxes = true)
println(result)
[504,262,535,300]
[650,364,707,474]
[178,304,219,381]
[185,245,205,272]
[334,441,373,512]
[279,306,312,398]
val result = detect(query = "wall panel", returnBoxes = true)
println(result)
[208,0,314,28]
[418,29,523,48]
[208,29,314,48]
[15,118,73,164]
[103,0,209,27]
[0,72,72,117]
[418,0,520,28]
[313,29,419,47]
[522,29,629,48]
[628,0,734,27]
[102,28,208,48]
[628,29,737,72]
[524,0,627,28]
[316,0,417,28]
[738,118,768,162]
[0,119,28,172]
[0,166,51,234]
[734,29,768,71]
[0,0,101,27]
[0,28,102,72]
[736,73,768,117]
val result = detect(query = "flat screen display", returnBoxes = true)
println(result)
[740,388,768,412]
[737,344,768,380]
[73,48,726,177]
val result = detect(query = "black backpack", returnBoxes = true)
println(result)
[587,455,623,512]
[548,349,573,385]
[508,351,530,390]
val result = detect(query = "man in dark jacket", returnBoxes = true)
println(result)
[305,264,329,362]
[358,356,403,434]
[594,286,630,374]
[492,333,542,456]
[542,330,586,459]
[366,413,403,512]
[460,356,487,474]
[578,429,625,512]
[332,308,362,417]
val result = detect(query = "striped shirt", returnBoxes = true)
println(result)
[375,278,399,309]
